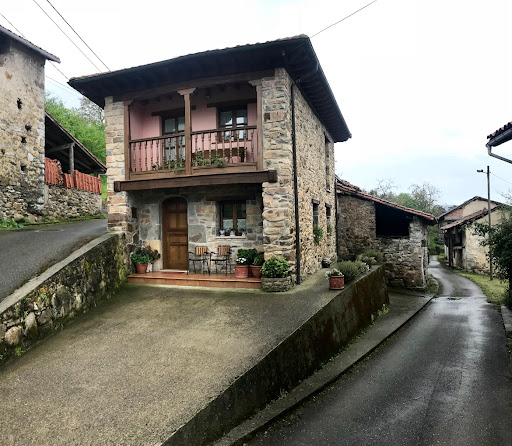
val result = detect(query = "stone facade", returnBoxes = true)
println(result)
[377,217,429,289]
[43,184,102,219]
[260,68,337,277]
[0,234,129,366]
[130,184,264,270]
[261,69,295,264]
[294,82,337,276]
[337,195,377,259]
[0,41,46,219]
[105,68,337,279]
[337,195,430,289]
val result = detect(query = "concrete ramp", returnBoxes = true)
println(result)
[0,268,387,446]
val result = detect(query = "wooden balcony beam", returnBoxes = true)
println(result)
[113,70,274,103]
[114,170,277,192]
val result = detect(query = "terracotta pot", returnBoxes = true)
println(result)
[135,263,148,274]
[235,265,249,279]
[250,265,262,279]
[329,275,344,290]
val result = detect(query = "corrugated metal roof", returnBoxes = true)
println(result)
[68,35,351,143]
[336,179,437,223]
[0,24,60,62]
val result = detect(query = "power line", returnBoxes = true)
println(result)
[310,0,379,39]
[32,0,104,73]
[0,13,25,37]
[48,61,69,81]
[491,172,512,187]
[46,75,83,97]
[45,0,110,71]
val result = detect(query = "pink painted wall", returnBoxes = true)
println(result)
[129,84,259,171]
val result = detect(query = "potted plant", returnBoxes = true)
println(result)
[250,252,265,279]
[224,227,232,236]
[235,256,250,279]
[260,257,293,292]
[326,268,344,290]
[131,251,149,274]
[131,246,161,274]
[219,228,226,236]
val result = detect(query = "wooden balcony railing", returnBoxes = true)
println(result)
[129,126,258,175]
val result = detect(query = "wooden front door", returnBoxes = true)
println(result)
[162,197,188,270]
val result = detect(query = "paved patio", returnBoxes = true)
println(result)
[0,272,336,445]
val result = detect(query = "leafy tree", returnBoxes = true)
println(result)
[474,212,512,308]
[45,95,106,164]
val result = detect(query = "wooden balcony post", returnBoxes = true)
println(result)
[178,88,196,175]
[123,101,133,180]
[249,80,263,170]
[68,142,75,177]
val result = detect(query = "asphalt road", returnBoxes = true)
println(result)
[249,258,512,446]
[0,220,107,302]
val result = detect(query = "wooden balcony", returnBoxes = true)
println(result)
[128,126,260,181]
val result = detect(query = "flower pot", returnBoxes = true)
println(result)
[135,263,148,274]
[329,275,344,290]
[235,265,249,279]
[250,265,262,279]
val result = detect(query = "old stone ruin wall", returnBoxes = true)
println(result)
[0,42,46,220]
[337,195,378,260]
[376,217,429,289]
[43,184,102,219]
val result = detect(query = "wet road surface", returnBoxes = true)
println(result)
[0,220,106,301]
[249,257,512,446]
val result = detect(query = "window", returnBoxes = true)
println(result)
[326,204,332,228]
[219,106,248,140]
[219,201,247,233]
[163,115,185,165]
[312,200,319,228]
[325,136,331,191]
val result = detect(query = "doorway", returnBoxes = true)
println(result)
[162,197,188,270]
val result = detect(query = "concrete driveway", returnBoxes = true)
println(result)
[0,220,107,301]
[248,257,512,446]
[0,274,337,446]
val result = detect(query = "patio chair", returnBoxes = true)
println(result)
[188,246,211,275]
[211,245,232,275]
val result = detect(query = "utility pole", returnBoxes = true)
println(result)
[477,166,493,280]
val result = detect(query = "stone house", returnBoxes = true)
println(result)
[437,196,504,267]
[336,179,436,289]
[442,205,509,273]
[69,36,351,282]
[0,25,105,221]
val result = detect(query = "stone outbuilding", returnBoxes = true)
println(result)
[336,179,436,289]
[442,205,509,273]
[0,25,105,221]
[69,35,351,282]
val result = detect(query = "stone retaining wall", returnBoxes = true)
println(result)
[166,266,389,446]
[43,184,102,219]
[0,233,129,366]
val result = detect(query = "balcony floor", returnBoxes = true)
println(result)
[127,271,261,289]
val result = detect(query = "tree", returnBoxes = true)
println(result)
[474,212,512,308]
[45,95,106,164]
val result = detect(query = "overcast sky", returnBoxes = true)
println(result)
[2,0,511,208]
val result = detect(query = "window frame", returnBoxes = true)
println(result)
[219,200,247,233]
[218,105,248,141]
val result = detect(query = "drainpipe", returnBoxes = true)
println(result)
[291,83,301,285]
[486,142,512,164]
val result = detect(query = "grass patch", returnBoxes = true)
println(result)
[455,270,507,305]
[101,175,107,201]
[425,274,441,297]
